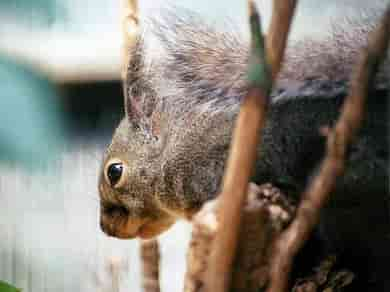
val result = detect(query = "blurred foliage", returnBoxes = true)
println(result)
[0,56,68,170]
[0,281,20,292]
[0,0,65,26]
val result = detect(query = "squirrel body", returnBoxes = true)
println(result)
[98,10,389,291]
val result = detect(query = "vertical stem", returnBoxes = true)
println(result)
[120,0,139,80]
[205,1,297,292]
[140,239,160,292]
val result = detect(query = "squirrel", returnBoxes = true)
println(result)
[98,7,389,291]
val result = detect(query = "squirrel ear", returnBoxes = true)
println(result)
[121,0,160,135]
[122,43,147,130]
[123,33,158,133]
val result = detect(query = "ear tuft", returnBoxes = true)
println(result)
[122,36,159,135]
[121,0,140,80]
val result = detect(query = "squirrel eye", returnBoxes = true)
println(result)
[104,159,126,188]
[107,163,123,186]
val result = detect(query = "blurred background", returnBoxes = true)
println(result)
[0,0,387,291]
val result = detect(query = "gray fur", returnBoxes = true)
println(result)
[125,9,389,131]
[99,10,389,290]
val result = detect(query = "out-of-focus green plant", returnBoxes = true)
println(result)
[0,56,67,170]
[0,0,68,170]
[0,281,20,292]
[0,0,65,26]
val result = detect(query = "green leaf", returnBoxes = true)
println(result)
[0,281,21,292]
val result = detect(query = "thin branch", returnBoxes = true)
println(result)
[266,0,298,80]
[120,0,139,80]
[109,257,122,292]
[140,239,161,292]
[205,1,297,292]
[267,6,390,292]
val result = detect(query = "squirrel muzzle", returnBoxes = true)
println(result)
[99,203,176,239]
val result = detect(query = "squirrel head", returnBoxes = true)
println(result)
[98,17,238,238]
[99,117,176,239]
[98,79,231,239]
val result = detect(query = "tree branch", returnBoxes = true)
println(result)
[205,1,297,292]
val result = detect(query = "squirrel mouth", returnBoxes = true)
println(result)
[101,220,162,239]
[100,213,158,239]
[113,218,151,239]
[114,218,175,239]
[100,204,135,238]
[100,200,177,239]
[100,209,176,239]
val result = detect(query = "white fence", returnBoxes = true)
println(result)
[0,146,190,292]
